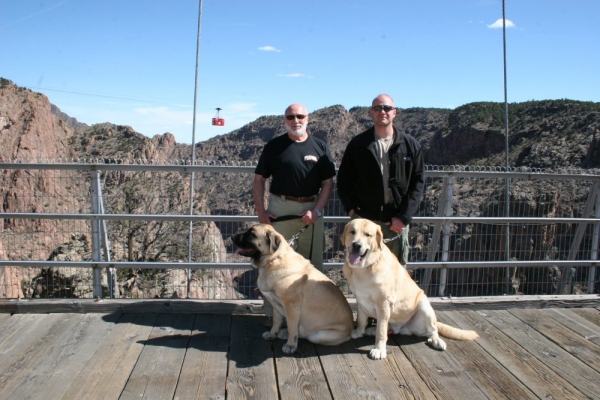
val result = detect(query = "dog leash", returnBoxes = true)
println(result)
[383,233,402,244]
[288,225,310,246]
[269,214,310,246]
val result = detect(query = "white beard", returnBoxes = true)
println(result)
[286,123,307,137]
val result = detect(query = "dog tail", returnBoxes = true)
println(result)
[436,322,478,341]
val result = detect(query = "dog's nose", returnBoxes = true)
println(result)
[351,242,361,252]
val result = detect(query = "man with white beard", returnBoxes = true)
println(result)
[253,103,336,327]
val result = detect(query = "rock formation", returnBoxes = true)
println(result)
[1,77,600,298]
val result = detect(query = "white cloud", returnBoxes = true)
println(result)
[487,18,515,29]
[277,73,305,78]
[258,45,281,52]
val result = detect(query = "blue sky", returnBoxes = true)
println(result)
[2,1,599,144]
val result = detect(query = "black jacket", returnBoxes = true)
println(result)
[337,126,425,224]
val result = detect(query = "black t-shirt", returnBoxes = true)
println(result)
[255,134,336,198]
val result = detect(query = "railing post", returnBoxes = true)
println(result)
[439,177,454,296]
[558,181,600,294]
[90,169,103,298]
[423,177,452,294]
[98,193,116,298]
[187,169,195,299]
[589,186,600,294]
[504,176,511,295]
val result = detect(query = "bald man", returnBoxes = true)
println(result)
[253,103,336,326]
[337,94,425,265]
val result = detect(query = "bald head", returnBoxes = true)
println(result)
[370,94,397,134]
[372,94,395,107]
[285,103,308,115]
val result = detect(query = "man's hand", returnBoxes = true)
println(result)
[301,209,318,225]
[386,217,406,234]
[258,210,276,224]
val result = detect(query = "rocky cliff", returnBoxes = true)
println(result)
[2,78,600,298]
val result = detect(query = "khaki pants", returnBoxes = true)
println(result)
[263,194,325,316]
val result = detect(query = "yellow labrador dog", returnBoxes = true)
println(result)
[342,219,478,359]
[233,224,353,354]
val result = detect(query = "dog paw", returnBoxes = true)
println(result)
[369,347,387,360]
[262,331,277,341]
[282,344,297,354]
[427,337,447,351]
[351,329,364,339]
[365,326,377,336]
[277,328,289,340]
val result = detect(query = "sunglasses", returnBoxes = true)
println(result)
[285,114,307,120]
[371,105,395,112]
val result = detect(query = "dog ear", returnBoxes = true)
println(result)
[376,225,384,250]
[267,230,282,253]
[341,221,351,245]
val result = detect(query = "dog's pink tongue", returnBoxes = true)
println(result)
[349,253,361,265]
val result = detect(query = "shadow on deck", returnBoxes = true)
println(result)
[0,296,599,399]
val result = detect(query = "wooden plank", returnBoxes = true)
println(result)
[543,308,600,346]
[382,336,439,399]
[317,333,433,399]
[273,339,331,400]
[0,313,61,359]
[0,314,68,399]
[354,334,438,399]
[436,312,540,399]
[174,313,231,400]
[0,313,82,397]
[120,313,196,400]
[509,308,600,373]
[0,298,263,314]
[0,300,17,314]
[572,307,600,327]
[391,334,488,400]
[62,313,158,400]
[3,295,600,315]
[226,314,278,399]
[445,310,587,399]
[15,313,121,400]
[314,340,366,399]
[0,314,10,324]
[481,309,600,399]
[429,294,600,311]
[316,338,391,399]
[1,308,597,400]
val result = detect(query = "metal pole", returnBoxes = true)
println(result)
[502,0,512,294]
[590,189,600,294]
[187,0,203,298]
[559,182,600,293]
[422,177,451,291]
[90,170,103,298]
[439,177,454,296]
[97,180,115,298]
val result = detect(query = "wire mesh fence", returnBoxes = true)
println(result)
[1,161,599,299]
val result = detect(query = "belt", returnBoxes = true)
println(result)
[272,193,316,203]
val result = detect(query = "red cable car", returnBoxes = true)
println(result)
[212,107,225,126]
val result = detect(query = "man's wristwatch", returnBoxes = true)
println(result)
[313,207,323,217]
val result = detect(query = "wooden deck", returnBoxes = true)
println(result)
[0,297,599,399]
